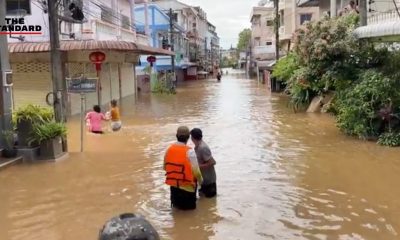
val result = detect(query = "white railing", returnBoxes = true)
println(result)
[253,45,275,55]
[95,20,119,39]
[368,10,400,25]
[137,34,150,46]
[120,28,136,42]
[94,20,137,42]
[253,45,276,60]
[279,26,285,35]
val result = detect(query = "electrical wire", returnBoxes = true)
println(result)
[392,0,400,17]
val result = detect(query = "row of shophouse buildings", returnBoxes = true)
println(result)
[248,0,400,81]
[4,0,220,115]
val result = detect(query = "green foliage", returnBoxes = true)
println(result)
[221,56,237,68]
[284,67,313,112]
[1,130,15,150]
[272,52,300,82]
[335,70,400,139]
[29,122,67,145]
[152,72,176,94]
[237,28,251,51]
[13,104,54,126]
[378,132,400,147]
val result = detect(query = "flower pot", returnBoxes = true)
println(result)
[3,148,18,158]
[39,136,63,159]
[17,119,34,147]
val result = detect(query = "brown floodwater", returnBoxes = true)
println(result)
[1,71,400,240]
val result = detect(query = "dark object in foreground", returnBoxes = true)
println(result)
[99,213,160,240]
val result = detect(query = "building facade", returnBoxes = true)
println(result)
[6,0,171,115]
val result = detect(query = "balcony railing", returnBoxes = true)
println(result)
[253,45,275,55]
[368,10,400,25]
[137,34,150,46]
[77,19,137,42]
[279,26,285,35]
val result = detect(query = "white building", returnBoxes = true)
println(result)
[7,0,172,115]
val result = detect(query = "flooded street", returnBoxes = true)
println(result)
[1,72,400,240]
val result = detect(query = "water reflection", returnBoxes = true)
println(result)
[1,74,400,240]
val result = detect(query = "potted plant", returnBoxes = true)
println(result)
[13,104,54,147]
[29,122,67,159]
[1,130,17,158]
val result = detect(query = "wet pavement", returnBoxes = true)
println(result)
[1,71,400,240]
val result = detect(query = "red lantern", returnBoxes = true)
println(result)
[147,56,156,67]
[89,51,106,71]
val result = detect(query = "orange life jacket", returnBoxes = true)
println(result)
[164,144,195,188]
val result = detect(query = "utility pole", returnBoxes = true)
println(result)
[169,8,175,81]
[48,0,65,123]
[48,0,68,151]
[274,0,280,61]
[0,1,13,134]
[359,0,367,26]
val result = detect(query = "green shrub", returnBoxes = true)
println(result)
[336,70,400,139]
[378,132,400,147]
[29,122,67,145]
[13,104,54,126]
[272,52,300,82]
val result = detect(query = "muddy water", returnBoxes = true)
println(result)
[1,73,400,240]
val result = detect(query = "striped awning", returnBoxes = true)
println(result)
[8,40,175,56]
[354,21,400,41]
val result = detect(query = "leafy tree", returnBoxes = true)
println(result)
[237,28,252,51]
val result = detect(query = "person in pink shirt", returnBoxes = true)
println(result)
[85,105,107,134]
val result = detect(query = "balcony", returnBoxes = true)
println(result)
[78,20,137,42]
[368,10,400,25]
[354,9,400,41]
[252,45,276,60]
[279,26,285,35]
[137,34,150,46]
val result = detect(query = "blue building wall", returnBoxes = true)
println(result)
[135,4,185,71]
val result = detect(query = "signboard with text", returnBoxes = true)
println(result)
[67,77,97,93]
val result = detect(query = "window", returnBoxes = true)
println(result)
[266,20,274,27]
[100,5,114,24]
[279,10,284,26]
[121,15,130,30]
[172,13,178,23]
[266,41,272,46]
[300,13,312,25]
[6,0,31,15]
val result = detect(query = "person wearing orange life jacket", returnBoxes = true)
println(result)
[164,126,203,210]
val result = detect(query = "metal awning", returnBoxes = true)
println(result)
[297,0,319,7]
[354,21,400,41]
[8,40,175,55]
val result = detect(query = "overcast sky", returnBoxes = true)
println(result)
[181,0,262,49]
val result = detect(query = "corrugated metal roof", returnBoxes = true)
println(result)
[8,40,175,55]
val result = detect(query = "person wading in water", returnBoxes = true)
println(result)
[190,128,217,198]
[164,126,203,210]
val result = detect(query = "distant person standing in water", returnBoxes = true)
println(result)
[190,128,217,198]
[108,99,122,131]
[85,105,107,134]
